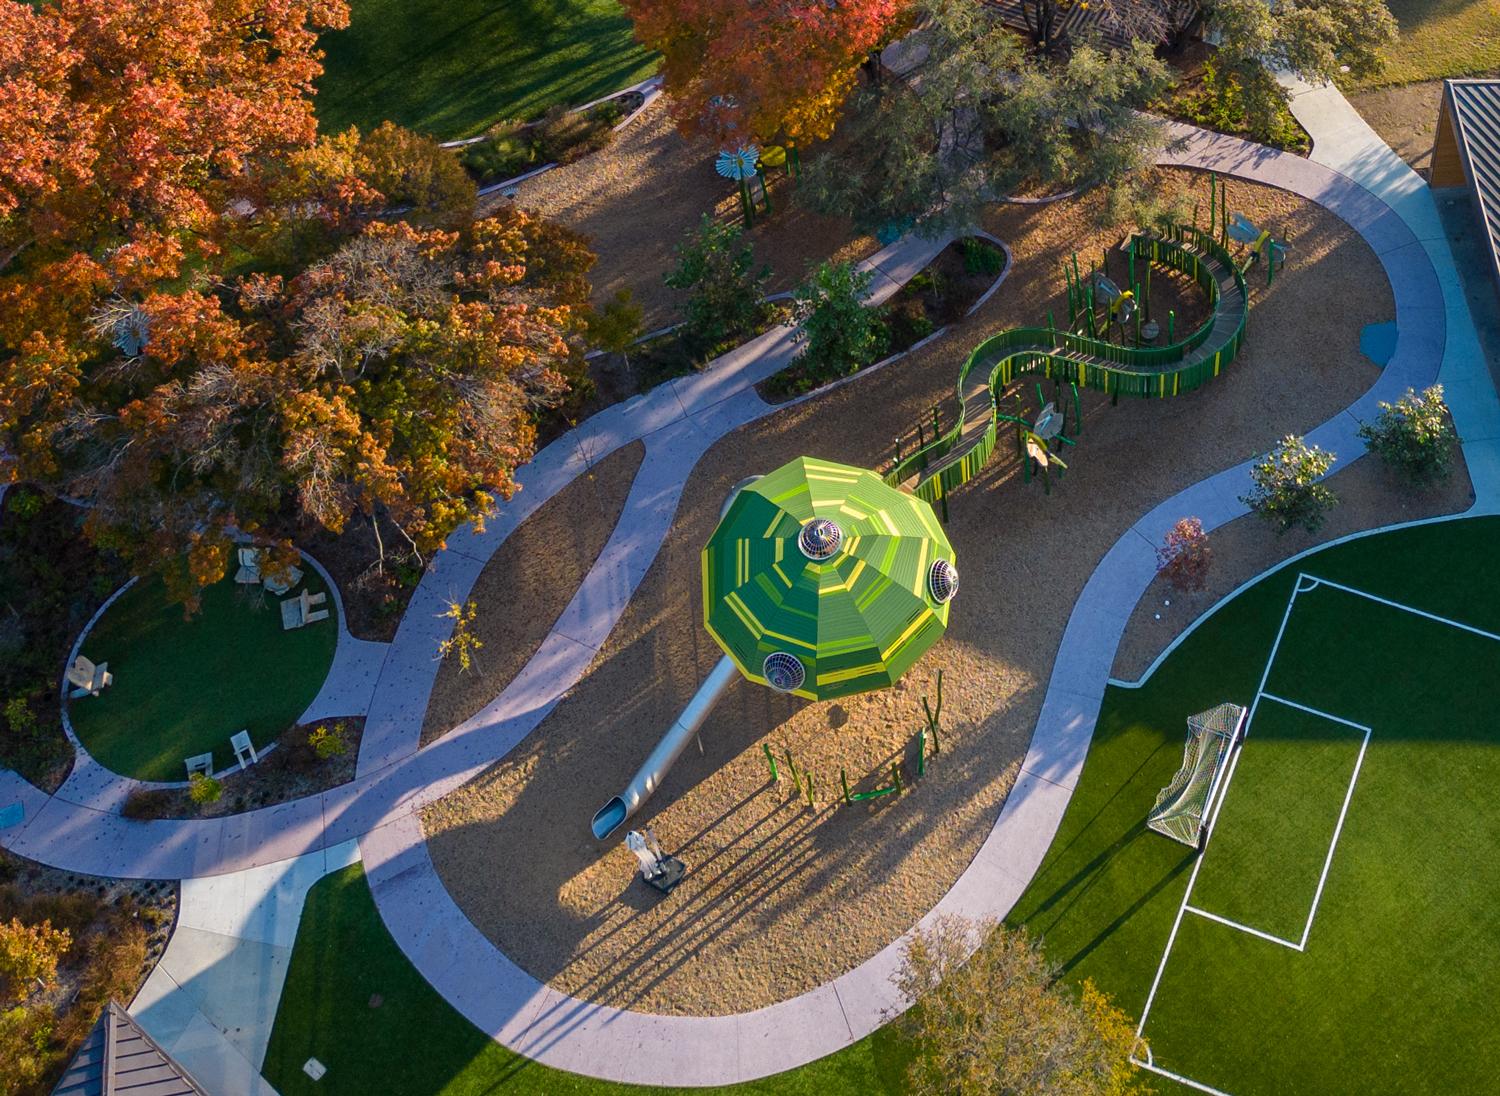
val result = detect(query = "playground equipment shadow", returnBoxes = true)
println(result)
[420,168,1395,1019]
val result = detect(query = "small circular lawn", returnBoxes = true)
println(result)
[68,564,338,782]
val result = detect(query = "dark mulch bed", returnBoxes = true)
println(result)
[0,490,128,793]
[760,237,1009,401]
[121,717,364,820]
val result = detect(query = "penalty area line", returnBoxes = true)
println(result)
[1183,905,1303,951]
[1131,1054,1238,1096]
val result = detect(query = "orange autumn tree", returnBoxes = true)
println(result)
[75,210,594,605]
[0,0,352,484]
[623,0,911,146]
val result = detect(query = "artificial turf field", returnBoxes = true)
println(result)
[262,517,1500,1094]
[1012,515,1500,1095]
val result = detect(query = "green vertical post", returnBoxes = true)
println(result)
[757,171,771,214]
[931,403,941,441]
[763,743,778,782]
[1071,382,1082,436]
[1144,262,1152,323]
[892,762,903,795]
[1168,309,1175,343]
[841,769,851,804]
[804,772,815,808]
[917,729,926,776]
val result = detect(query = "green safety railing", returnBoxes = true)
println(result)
[883,228,1250,506]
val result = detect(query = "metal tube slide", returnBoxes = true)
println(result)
[590,654,739,840]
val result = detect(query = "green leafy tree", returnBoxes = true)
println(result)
[801,0,1173,237]
[1357,385,1461,486]
[588,289,646,384]
[897,917,1146,1096]
[664,216,771,355]
[792,261,885,382]
[1241,434,1338,535]
[1205,0,1397,140]
[354,122,478,230]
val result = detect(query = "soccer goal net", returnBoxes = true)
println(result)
[1147,702,1248,848]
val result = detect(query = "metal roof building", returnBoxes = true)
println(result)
[1431,79,1500,298]
[51,1002,208,1096]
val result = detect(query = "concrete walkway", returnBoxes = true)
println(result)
[131,841,359,1096]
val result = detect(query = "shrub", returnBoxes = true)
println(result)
[960,237,1005,276]
[0,917,71,1003]
[460,136,533,183]
[0,1003,55,1096]
[308,722,348,761]
[437,600,483,673]
[121,789,175,821]
[1241,435,1338,535]
[188,772,222,806]
[792,260,885,383]
[1357,384,1461,486]
[664,215,771,356]
[1156,517,1212,593]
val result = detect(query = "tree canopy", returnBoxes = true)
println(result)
[800,0,1172,237]
[621,0,909,145]
[0,0,596,605]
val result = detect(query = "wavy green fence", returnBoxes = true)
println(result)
[885,226,1251,505]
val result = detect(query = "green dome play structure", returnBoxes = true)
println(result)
[888,176,1275,504]
[591,457,955,839]
[702,457,956,701]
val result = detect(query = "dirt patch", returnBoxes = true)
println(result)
[1347,80,1446,177]
[499,98,880,330]
[421,442,646,746]
[424,168,1390,1016]
[1113,457,1474,682]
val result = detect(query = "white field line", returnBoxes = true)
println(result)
[1183,905,1303,951]
[1303,574,1500,645]
[1130,1055,1238,1096]
[1296,723,1371,950]
[1258,692,1373,734]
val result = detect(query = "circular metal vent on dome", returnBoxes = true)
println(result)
[763,652,806,693]
[929,559,959,604]
[798,518,843,560]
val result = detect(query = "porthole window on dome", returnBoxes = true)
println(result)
[763,651,806,692]
[929,559,959,603]
[797,518,843,560]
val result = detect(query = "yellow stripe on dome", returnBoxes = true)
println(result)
[882,608,936,659]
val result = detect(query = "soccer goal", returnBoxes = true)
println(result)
[1147,702,1248,849]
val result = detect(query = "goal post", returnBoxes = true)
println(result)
[1147,702,1248,849]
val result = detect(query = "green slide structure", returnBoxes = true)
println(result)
[885,221,1252,505]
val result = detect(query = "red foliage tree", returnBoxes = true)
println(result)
[622,0,910,146]
[1156,517,1212,593]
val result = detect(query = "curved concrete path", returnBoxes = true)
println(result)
[3,104,1494,1087]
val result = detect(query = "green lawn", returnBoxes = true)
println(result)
[262,864,916,1096]
[315,0,660,140]
[1008,515,1500,1094]
[262,517,1500,1094]
[1353,0,1500,87]
[68,569,337,782]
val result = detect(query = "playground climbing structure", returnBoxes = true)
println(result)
[886,176,1282,507]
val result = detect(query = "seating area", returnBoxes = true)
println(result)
[67,562,339,781]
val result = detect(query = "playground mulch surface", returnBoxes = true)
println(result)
[421,442,645,748]
[424,167,1394,1016]
[500,98,880,330]
[1113,456,1473,682]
